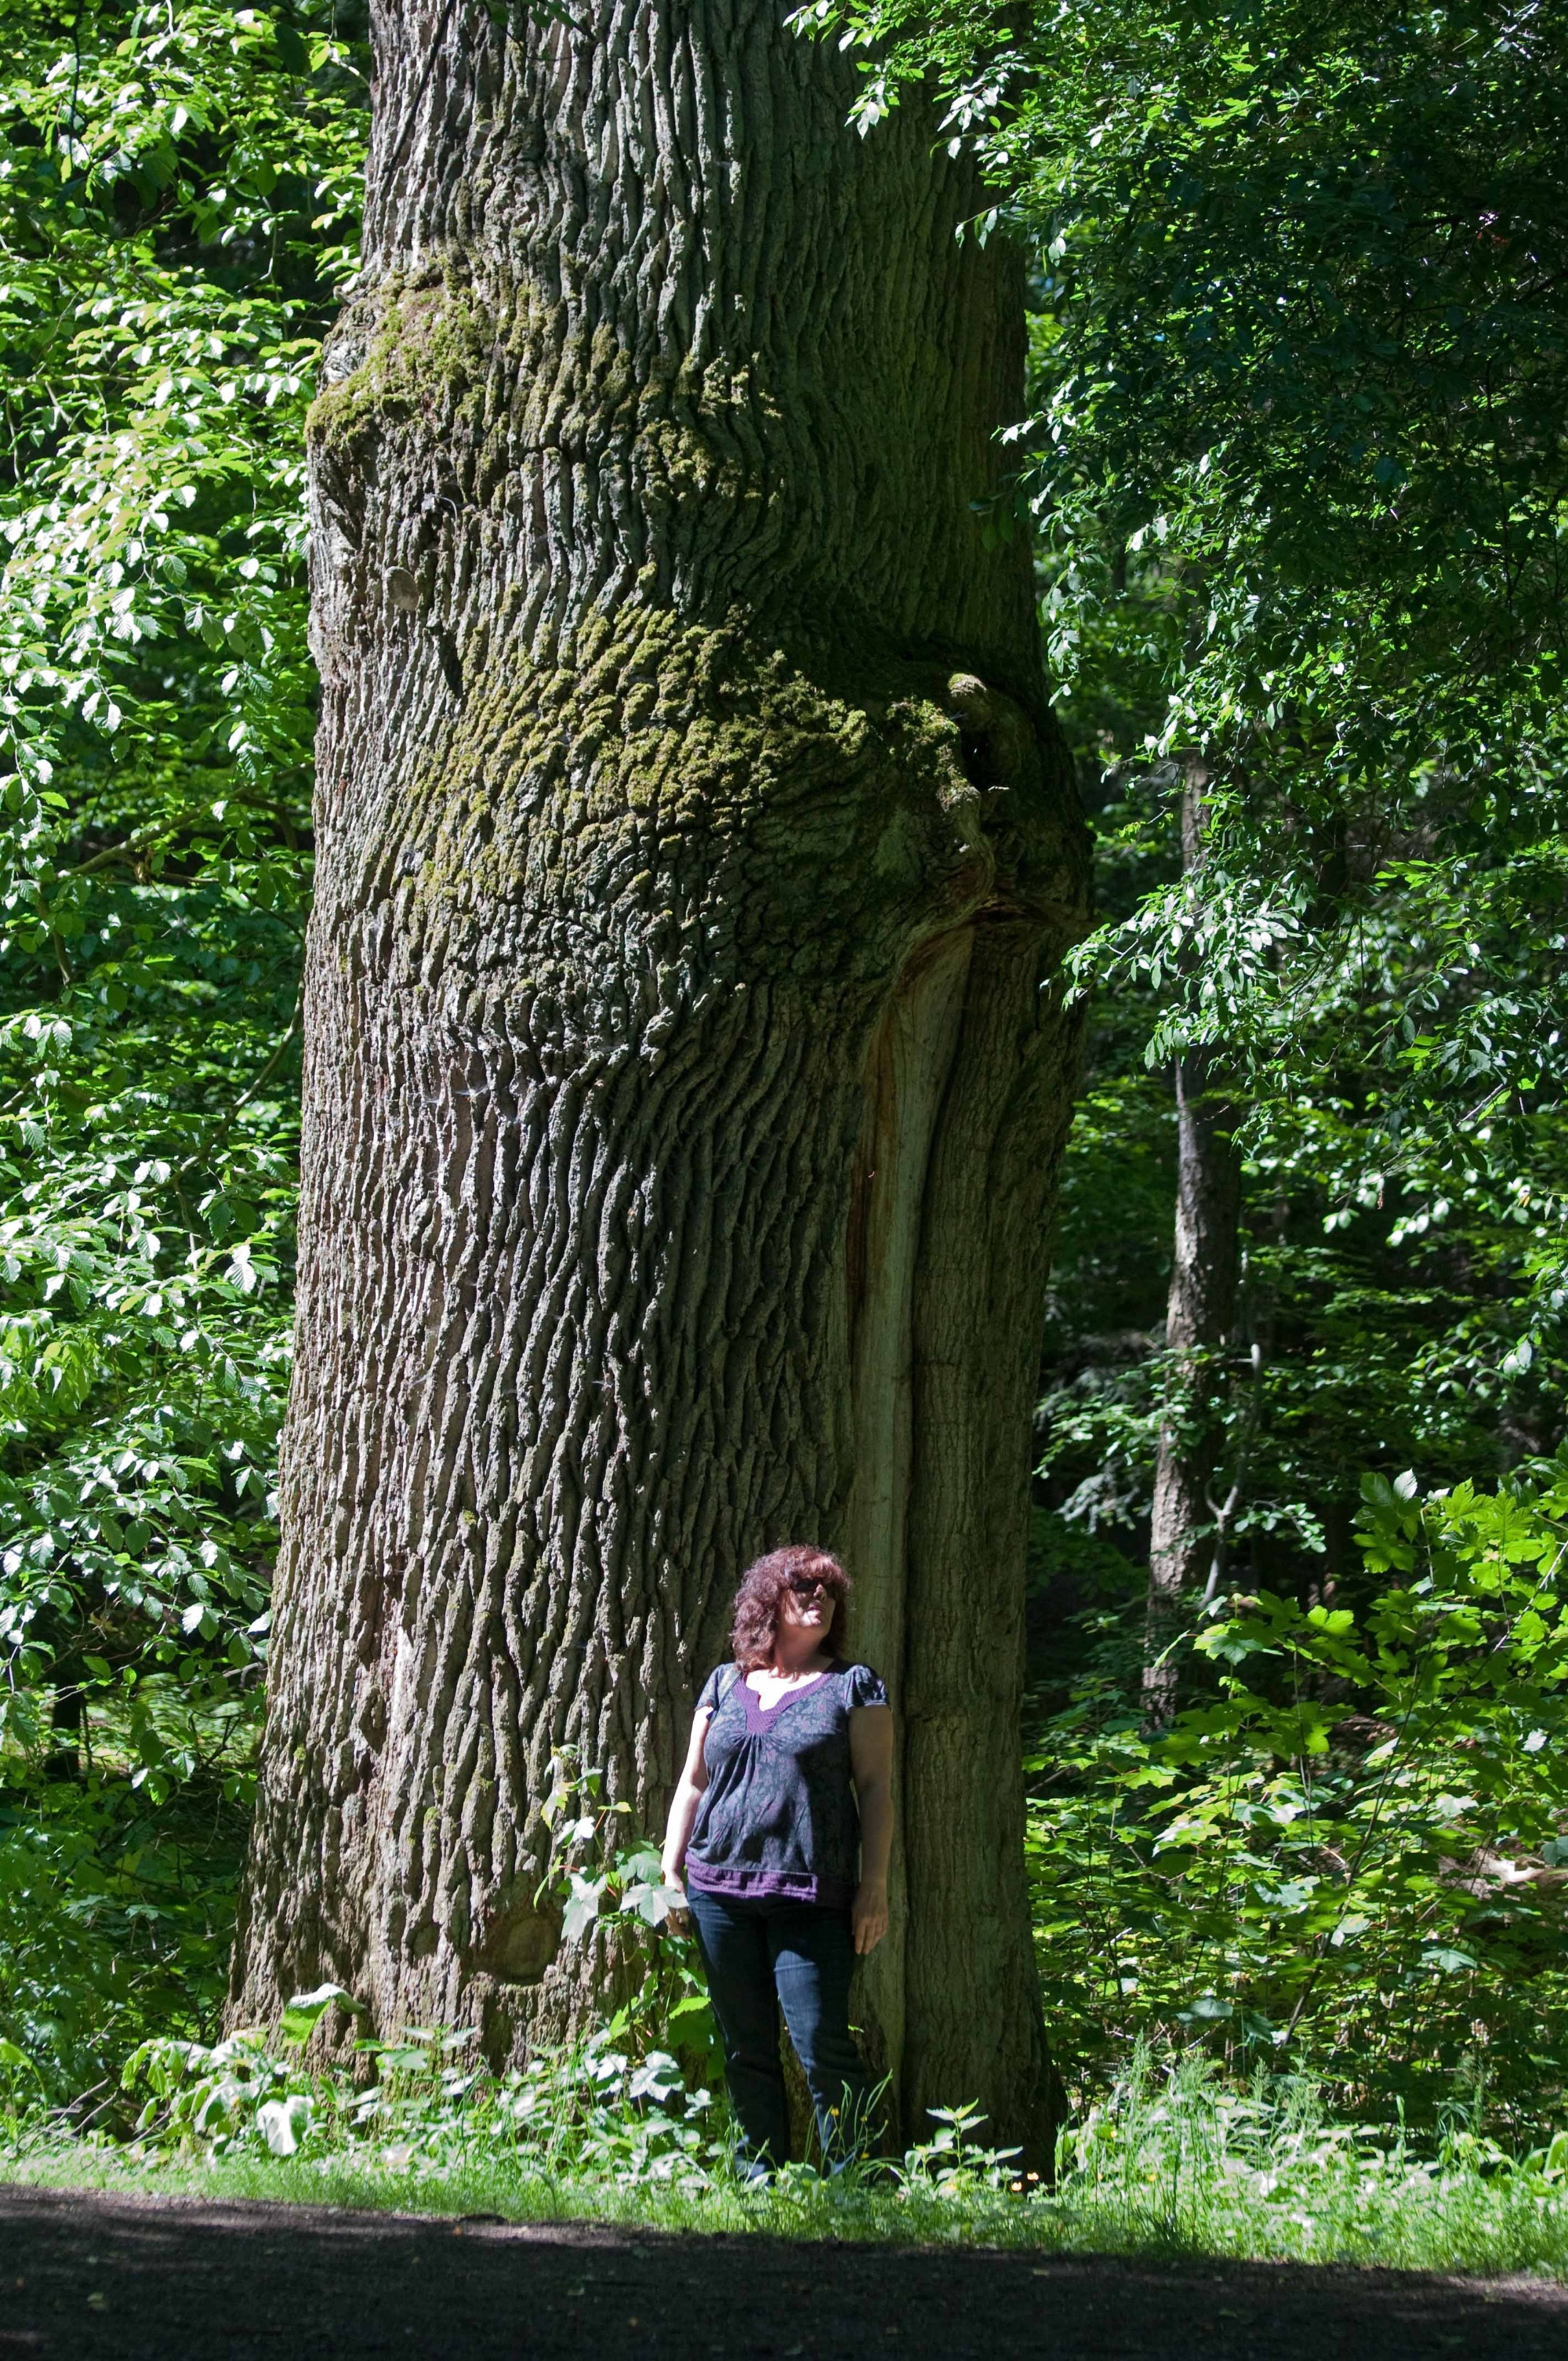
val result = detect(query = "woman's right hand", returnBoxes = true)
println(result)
[659,1705,711,1931]
[851,1875,889,1955]
[656,1719,713,1936]
[659,1861,691,1926]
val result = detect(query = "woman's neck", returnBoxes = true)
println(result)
[767,1632,830,1678]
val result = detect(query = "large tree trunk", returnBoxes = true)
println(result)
[1143,764,1240,1727]
[231,0,1088,2158]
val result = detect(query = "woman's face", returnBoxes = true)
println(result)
[777,1576,836,1639]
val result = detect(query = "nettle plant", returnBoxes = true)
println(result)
[117,1973,727,2186]
[533,1747,720,2076]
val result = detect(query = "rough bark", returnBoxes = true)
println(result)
[1143,766,1240,1727]
[231,0,1089,2158]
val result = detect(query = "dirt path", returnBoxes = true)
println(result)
[3,2184,1567,2359]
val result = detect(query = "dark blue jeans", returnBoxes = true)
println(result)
[686,1890,875,2168]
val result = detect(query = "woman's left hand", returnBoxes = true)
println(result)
[851,1876,888,1956]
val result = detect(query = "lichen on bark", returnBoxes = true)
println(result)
[234,0,1090,2159]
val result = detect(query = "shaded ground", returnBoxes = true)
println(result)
[3,2184,1568,2358]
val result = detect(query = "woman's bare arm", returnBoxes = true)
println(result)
[849,1703,894,1956]
[659,1707,713,1897]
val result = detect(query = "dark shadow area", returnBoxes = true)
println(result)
[3,2184,1568,2358]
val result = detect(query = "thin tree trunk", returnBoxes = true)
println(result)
[231,0,1088,2159]
[1143,765,1240,1727]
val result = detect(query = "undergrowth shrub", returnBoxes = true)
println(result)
[1032,1459,1568,2140]
[116,2013,728,2191]
[13,2023,1568,2278]
[0,1760,245,2105]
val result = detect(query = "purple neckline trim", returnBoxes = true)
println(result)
[739,1662,840,1734]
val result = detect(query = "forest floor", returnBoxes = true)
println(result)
[5,2182,1568,2359]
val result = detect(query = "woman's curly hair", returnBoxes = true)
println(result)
[730,1545,850,1671]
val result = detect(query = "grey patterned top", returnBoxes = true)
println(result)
[683,1657,890,1910]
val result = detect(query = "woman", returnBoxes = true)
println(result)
[660,1544,894,2174]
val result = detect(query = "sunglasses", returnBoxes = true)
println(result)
[788,1575,835,1598]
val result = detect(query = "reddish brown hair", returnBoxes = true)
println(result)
[730,1546,850,1672]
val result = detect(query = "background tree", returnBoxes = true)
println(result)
[229,0,1089,2156]
[1142,761,1240,1726]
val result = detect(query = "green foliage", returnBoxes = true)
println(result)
[116,2015,731,2191]
[1031,1461,1568,2138]
[15,2032,1568,2280]
[0,0,365,2101]
[1046,2043,1568,2272]
[0,1759,248,2105]
[104,1915,757,2193]
[802,0,1568,751]
[802,0,1568,1415]
[0,2,363,1778]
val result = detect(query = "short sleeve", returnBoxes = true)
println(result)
[695,1663,735,1713]
[844,1662,889,1709]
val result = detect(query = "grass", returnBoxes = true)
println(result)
[7,2050,1568,2280]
